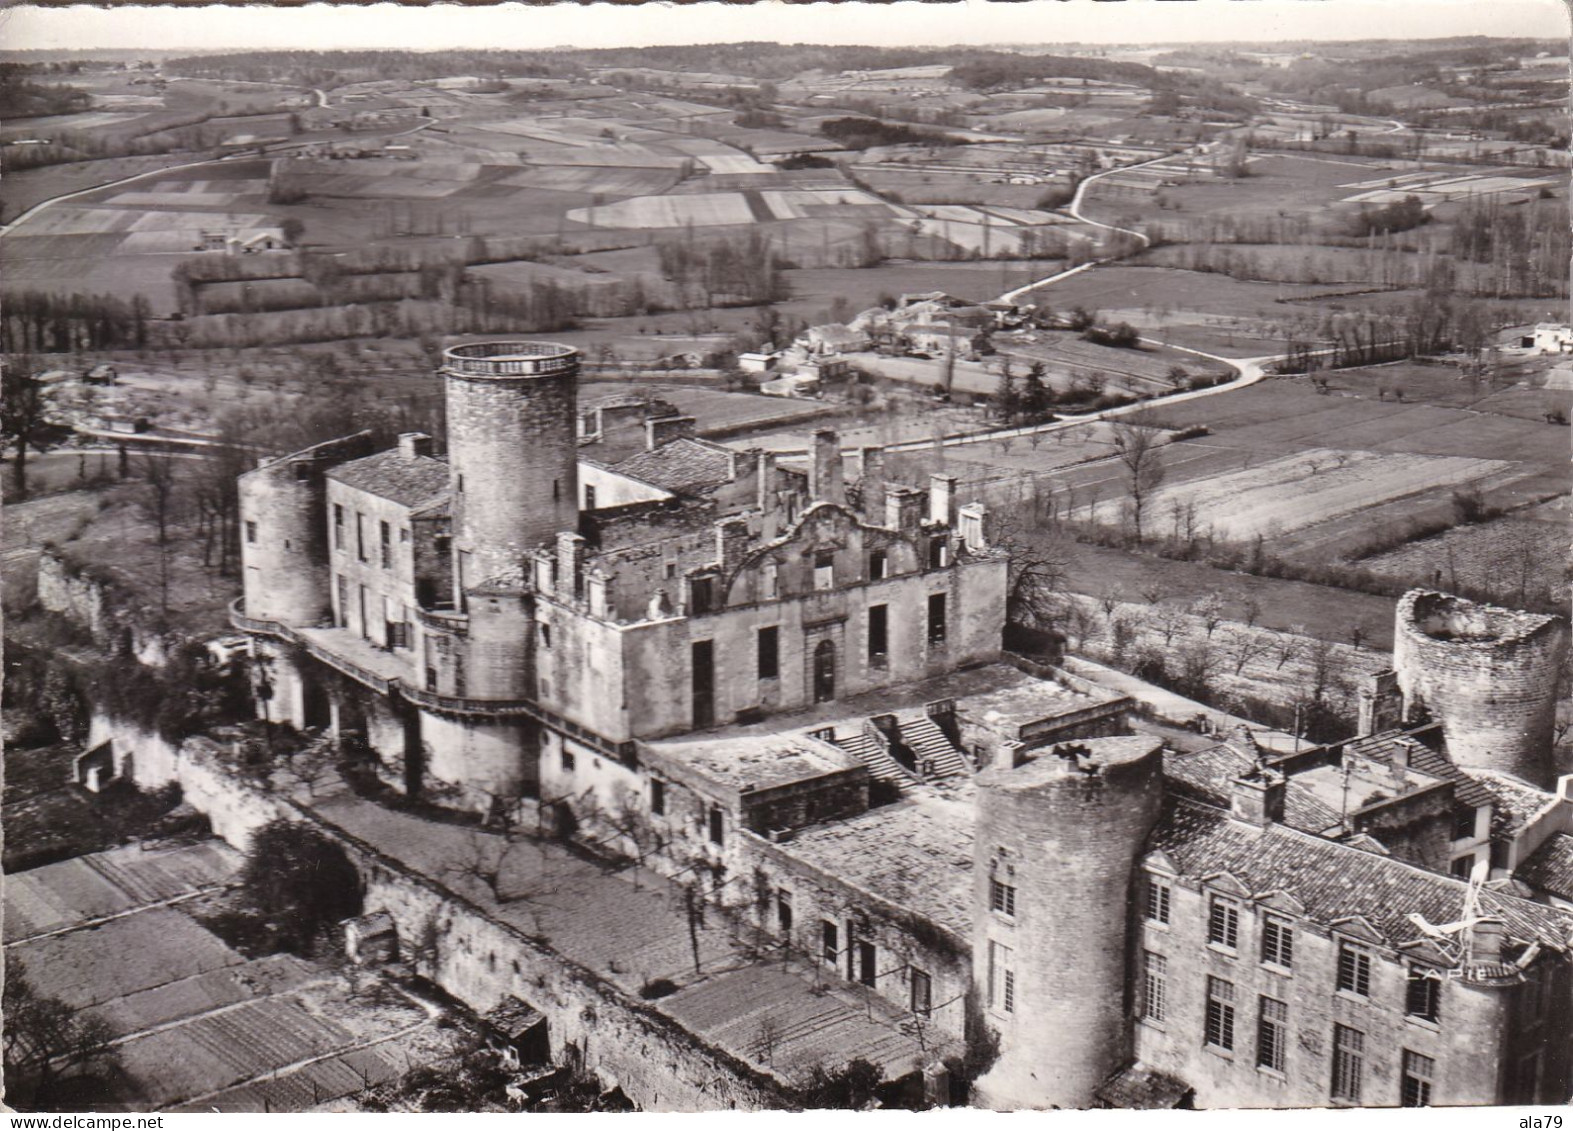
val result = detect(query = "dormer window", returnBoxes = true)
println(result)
[690,576,714,614]
[761,562,778,598]
[1208,897,1240,951]
[929,536,948,569]
[1336,942,1372,997]
[868,549,887,580]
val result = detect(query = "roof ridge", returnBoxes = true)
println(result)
[1167,795,1573,933]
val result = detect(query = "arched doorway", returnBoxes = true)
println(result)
[813,640,836,703]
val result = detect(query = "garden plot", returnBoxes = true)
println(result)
[114,995,361,1108]
[108,191,253,208]
[1339,169,1560,205]
[15,206,140,236]
[569,191,756,228]
[497,165,679,195]
[1088,448,1516,541]
[1363,506,1569,604]
[11,906,246,1008]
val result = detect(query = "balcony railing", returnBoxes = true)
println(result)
[230,597,632,761]
[415,605,470,635]
[442,341,578,378]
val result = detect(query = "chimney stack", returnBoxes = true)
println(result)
[1229,769,1287,826]
[886,486,925,535]
[716,516,751,574]
[810,430,844,503]
[958,502,988,551]
[556,532,586,600]
[860,447,886,521]
[645,414,696,450]
[929,474,957,525]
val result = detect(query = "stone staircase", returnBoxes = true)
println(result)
[828,706,971,792]
[833,729,912,794]
[898,715,970,780]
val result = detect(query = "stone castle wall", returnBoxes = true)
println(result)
[93,712,791,1111]
[1393,591,1570,788]
[971,737,1165,1109]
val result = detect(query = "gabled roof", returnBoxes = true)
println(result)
[1151,798,1573,955]
[1345,730,1493,809]
[1163,744,1341,834]
[612,437,734,496]
[327,449,450,508]
[1516,834,1573,901]
[1467,769,1556,837]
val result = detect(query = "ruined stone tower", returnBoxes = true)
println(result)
[1393,590,1570,789]
[237,432,376,625]
[970,736,1166,1109]
[441,342,581,591]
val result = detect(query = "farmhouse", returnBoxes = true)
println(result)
[224,342,1573,1110]
[1527,323,1573,353]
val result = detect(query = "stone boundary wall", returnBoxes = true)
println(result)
[94,712,793,1111]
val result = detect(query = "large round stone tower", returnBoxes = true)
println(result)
[1393,590,1570,789]
[441,341,581,591]
[971,736,1166,1110]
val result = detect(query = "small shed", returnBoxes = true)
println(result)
[84,364,118,386]
[342,911,399,965]
[73,743,118,793]
[738,351,779,374]
[485,996,550,1066]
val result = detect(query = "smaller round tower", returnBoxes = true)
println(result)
[970,736,1165,1110]
[1393,590,1570,789]
[237,433,374,625]
[441,341,581,590]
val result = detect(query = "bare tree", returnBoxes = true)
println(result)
[2,355,49,496]
[1111,414,1166,543]
[1153,601,1191,647]
[1226,629,1271,677]
[1192,593,1226,638]
[1273,629,1307,672]
[988,510,1074,634]
[140,450,182,615]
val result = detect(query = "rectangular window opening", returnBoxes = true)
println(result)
[1257,996,1288,1072]
[927,593,947,646]
[1204,976,1236,1051]
[868,604,888,665]
[1142,951,1167,1023]
[1208,897,1240,951]
[1401,1050,1434,1108]
[757,625,780,681]
[1331,1025,1365,1102]
[1146,877,1171,925]
[1337,943,1372,997]
[1262,916,1294,969]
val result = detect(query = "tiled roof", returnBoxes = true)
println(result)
[613,437,734,496]
[1152,799,1573,955]
[327,450,450,508]
[780,797,975,937]
[1096,1063,1192,1109]
[1345,730,1493,809]
[1163,744,1342,834]
[1517,833,1573,902]
[1467,770,1554,836]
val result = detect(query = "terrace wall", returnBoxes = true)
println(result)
[91,711,792,1111]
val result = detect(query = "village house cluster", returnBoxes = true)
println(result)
[226,340,1573,1109]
